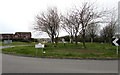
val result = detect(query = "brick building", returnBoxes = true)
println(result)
[0,33,14,39]
[0,32,31,39]
[14,32,31,39]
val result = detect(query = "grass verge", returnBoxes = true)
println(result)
[2,43,119,59]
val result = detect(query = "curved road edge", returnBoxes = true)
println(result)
[0,45,118,60]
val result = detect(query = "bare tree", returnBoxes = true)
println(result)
[61,11,81,45]
[86,23,100,43]
[61,13,75,43]
[61,2,105,46]
[100,24,116,43]
[72,12,81,45]
[34,7,60,45]
[74,2,105,48]
[100,8,117,43]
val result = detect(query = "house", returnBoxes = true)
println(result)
[0,33,14,39]
[0,32,31,40]
[14,32,31,39]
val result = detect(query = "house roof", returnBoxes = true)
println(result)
[15,32,31,33]
[0,33,14,35]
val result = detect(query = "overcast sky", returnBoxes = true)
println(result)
[0,0,119,38]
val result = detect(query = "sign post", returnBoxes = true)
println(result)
[35,43,45,56]
[112,38,120,54]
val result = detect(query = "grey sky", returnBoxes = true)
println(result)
[0,0,119,38]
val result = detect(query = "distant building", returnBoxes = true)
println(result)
[0,33,14,39]
[14,32,31,39]
[0,32,31,39]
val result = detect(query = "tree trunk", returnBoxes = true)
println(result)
[90,38,93,43]
[104,39,107,43]
[75,34,78,45]
[82,29,86,48]
[51,35,54,46]
[55,37,58,46]
[70,36,74,43]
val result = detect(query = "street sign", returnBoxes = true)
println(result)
[35,43,44,48]
[112,38,120,46]
[35,43,45,56]
[112,38,120,55]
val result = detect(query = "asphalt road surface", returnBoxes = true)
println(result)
[2,54,118,73]
[0,46,118,73]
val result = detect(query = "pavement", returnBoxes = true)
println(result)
[0,46,119,73]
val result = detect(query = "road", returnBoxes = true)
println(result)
[0,46,118,73]
[2,54,118,73]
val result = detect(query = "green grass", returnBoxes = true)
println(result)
[0,42,2,46]
[2,43,119,58]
